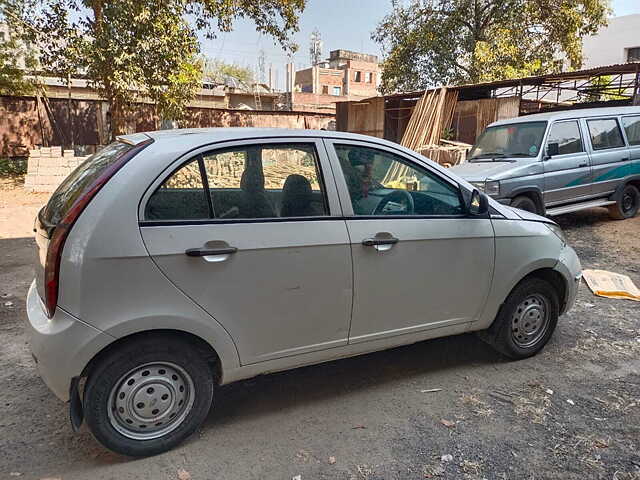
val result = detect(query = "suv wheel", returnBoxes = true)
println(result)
[511,195,538,214]
[479,277,559,359]
[84,336,214,456]
[608,184,640,220]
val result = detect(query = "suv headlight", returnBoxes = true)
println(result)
[484,180,500,197]
[470,181,500,196]
[545,223,566,245]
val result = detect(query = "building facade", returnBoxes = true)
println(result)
[293,49,380,112]
[583,14,640,68]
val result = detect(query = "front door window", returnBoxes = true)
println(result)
[333,144,463,216]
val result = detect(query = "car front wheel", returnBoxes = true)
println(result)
[84,335,214,456]
[480,277,559,359]
[510,195,539,214]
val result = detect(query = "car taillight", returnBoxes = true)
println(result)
[43,139,153,318]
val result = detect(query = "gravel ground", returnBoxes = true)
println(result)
[0,179,638,480]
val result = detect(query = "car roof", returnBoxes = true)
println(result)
[119,127,390,146]
[490,105,640,127]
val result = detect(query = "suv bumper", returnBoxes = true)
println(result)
[25,281,113,402]
[554,245,582,314]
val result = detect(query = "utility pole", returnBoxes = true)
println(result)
[309,29,322,66]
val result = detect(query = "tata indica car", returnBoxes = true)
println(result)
[28,128,581,456]
[451,106,640,219]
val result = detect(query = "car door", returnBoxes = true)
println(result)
[585,117,630,197]
[542,119,592,205]
[621,114,640,176]
[139,138,353,365]
[324,139,495,344]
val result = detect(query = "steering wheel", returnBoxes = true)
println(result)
[373,190,415,215]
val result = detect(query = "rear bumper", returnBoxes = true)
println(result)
[26,281,113,402]
[554,245,582,314]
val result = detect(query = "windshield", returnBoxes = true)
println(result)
[469,121,547,160]
[40,141,135,228]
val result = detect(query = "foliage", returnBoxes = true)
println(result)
[373,0,610,93]
[17,0,304,137]
[202,57,254,86]
[0,0,38,95]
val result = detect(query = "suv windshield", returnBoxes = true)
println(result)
[469,121,547,161]
[40,141,134,229]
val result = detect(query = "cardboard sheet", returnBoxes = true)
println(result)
[582,269,640,302]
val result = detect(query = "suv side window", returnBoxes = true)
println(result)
[587,118,626,150]
[145,143,329,221]
[333,144,463,216]
[547,121,583,155]
[622,116,640,146]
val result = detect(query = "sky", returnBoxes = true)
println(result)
[200,0,640,90]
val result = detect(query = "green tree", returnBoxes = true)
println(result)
[373,0,610,93]
[202,57,254,86]
[20,0,303,137]
[0,0,38,95]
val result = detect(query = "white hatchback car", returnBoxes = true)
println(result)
[27,128,581,456]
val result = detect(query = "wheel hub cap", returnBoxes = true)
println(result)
[511,294,549,348]
[107,362,195,440]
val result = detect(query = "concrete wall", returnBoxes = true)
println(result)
[583,14,640,68]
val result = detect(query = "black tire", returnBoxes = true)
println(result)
[479,278,559,360]
[510,195,538,214]
[608,184,640,220]
[84,335,214,457]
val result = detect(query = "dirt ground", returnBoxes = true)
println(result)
[1,178,639,480]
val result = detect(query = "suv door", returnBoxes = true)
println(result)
[139,139,353,365]
[543,119,592,205]
[621,114,640,176]
[585,117,630,197]
[324,139,494,343]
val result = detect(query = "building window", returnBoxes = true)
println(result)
[322,85,329,95]
[365,72,372,83]
[354,71,361,82]
[0,32,5,42]
[628,47,640,63]
[332,86,341,96]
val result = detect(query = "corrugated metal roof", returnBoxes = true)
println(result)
[351,62,640,102]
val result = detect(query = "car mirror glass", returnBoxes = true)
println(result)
[468,189,488,215]
[546,142,560,158]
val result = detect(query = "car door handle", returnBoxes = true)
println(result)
[185,247,238,257]
[362,237,399,247]
[578,163,588,168]
[621,157,630,162]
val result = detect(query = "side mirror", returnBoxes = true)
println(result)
[546,142,559,158]
[468,189,489,216]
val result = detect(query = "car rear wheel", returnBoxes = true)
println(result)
[84,336,214,456]
[608,184,640,220]
[510,195,538,214]
[479,277,559,359]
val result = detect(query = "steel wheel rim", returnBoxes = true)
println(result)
[622,191,636,214]
[511,294,550,348]
[107,362,195,440]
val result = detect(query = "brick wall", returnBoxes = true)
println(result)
[24,146,87,192]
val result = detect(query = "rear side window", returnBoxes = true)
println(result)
[587,118,625,150]
[547,121,583,155]
[145,143,329,221]
[42,141,134,227]
[622,116,640,146]
[145,160,209,220]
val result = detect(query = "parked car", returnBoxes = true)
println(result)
[450,106,640,219]
[27,128,581,456]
